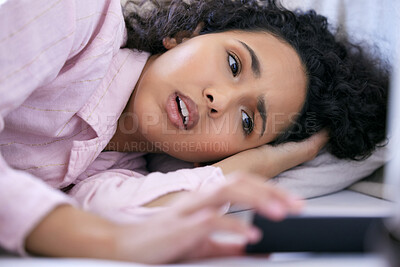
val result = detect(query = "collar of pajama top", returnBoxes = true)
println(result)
[0,8,150,189]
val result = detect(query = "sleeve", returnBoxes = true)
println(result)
[0,0,107,255]
[68,166,227,223]
[270,146,388,199]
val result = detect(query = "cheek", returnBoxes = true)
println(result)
[155,46,221,84]
[159,126,243,162]
[188,116,245,158]
[154,47,199,77]
[133,95,163,130]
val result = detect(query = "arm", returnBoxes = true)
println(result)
[214,129,387,199]
[97,131,328,211]
[68,166,227,223]
[213,130,329,177]
[27,172,302,264]
[0,0,120,254]
[0,0,78,254]
[68,131,326,217]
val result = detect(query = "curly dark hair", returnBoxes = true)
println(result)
[123,0,389,160]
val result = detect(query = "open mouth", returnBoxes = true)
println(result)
[166,92,199,130]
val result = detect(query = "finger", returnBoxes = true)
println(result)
[178,205,260,243]
[211,214,262,243]
[219,177,302,220]
[176,176,285,218]
[200,239,245,258]
[226,173,300,210]
[176,173,302,220]
[141,209,221,262]
[255,187,303,219]
[164,208,250,262]
[176,210,260,262]
[259,183,304,214]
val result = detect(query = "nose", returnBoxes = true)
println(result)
[203,87,233,118]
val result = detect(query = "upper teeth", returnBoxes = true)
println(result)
[178,97,189,125]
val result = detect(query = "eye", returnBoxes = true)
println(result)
[241,110,254,135]
[228,52,241,77]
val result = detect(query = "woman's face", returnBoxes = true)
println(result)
[130,30,307,162]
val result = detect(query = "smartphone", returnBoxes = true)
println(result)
[246,213,385,253]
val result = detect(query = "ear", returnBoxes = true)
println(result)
[162,37,178,50]
[162,22,205,50]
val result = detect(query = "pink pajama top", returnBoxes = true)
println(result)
[0,0,226,254]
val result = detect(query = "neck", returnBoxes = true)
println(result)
[104,119,163,153]
[104,55,162,153]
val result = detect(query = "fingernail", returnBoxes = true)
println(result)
[288,195,303,206]
[248,227,262,243]
[262,201,286,220]
[287,196,304,212]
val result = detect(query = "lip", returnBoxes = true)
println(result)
[166,92,199,130]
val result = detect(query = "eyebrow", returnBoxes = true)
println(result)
[257,95,267,137]
[238,40,261,78]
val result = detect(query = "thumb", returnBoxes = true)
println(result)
[181,238,245,261]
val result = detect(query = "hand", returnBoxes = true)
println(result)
[213,130,329,178]
[111,172,302,263]
[25,172,302,264]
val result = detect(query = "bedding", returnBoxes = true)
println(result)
[147,146,388,199]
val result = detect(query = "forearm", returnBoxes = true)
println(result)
[25,205,116,259]
[145,133,328,208]
[213,149,266,176]
[25,173,303,264]
[213,131,328,178]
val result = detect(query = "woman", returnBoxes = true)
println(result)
[0,0,387,263]
[121,0,388,160]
